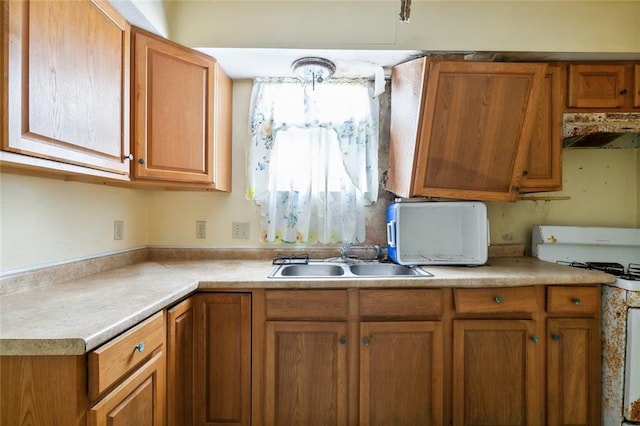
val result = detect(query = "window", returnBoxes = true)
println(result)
[247,78,379,245]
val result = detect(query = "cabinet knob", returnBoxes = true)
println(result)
[522,170,528,177]
[531,336,539,343]
[134,342,145,352]
[363,337,371,346]
[494,295,503,304]
[125,153,134,161]
[552,334,561,342]
[572,298,581,305]
[620,89,628,95]
[138,158,145,165]
[512,185,520,193]
[339,337,347,345]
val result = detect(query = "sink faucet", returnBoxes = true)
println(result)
[340,241,352,261]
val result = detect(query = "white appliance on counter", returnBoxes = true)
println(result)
[385,201,489,265]
[532,225,640,425]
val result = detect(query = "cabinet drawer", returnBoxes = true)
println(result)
[88,311,165,400]
[454,287,538,314]
[359,289,443,319]
[547,286,600,314]
[266,290,348,320]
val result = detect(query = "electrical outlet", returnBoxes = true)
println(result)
[113,220,124,240]
[232,222,250,239]
[196,221,207,239]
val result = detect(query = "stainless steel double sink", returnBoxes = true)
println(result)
[268,261,432,278]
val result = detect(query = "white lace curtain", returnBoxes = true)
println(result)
[247,78,379,245]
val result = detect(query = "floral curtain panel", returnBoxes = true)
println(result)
[247,78,379,245]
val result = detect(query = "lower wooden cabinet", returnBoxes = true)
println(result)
[194,293,252,426]
[452,319,541,426]
[167,298,196,426]
[0,285,602,426]
[0,311,166,426]
[545,284,602,426]
[547,318,601,426]
[264,321,349,425]
[360,322,443,426]
[88,350,165,426]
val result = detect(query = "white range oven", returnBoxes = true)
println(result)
[532,225,640,425]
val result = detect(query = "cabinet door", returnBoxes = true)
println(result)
[264,321,348,426]
[568,64,627,108]
[359,322,443,426]
[167,298,195,426]
[547,318,601,426]
[2,0,130,175]
[520,64,563,193]
[132,28,217,184]
[452,320,542,426]
[194,293,251,426]
[413,60,546,202]
[88,350,165,426]
[635,64,640,108]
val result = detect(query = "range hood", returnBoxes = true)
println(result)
[563,113,640,148]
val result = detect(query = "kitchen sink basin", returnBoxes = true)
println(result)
[269,261,432,278]
[348,263,427,276]
[278,264,345,277]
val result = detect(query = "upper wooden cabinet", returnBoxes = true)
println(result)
[635,64,640,107]
[1,0,131,178]
[520,64,563,193]
[131,28,232,190]
[567,62,640,110]
[388,57,547,202]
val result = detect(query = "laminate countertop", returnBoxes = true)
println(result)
[0,257,614,356]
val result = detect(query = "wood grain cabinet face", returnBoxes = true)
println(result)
[547,318,601,426]
[634,64,640,108]
[2,0,131,175]
[132,28,232,190]
[167,298,195,426]
[88,351,165,426]
[359,322,443,426]
[520,64,563,193]
[264,321,349,426]
[194,293,252,426]
[568,64,627,108]
[452,319,542,426]
[388,58,546,202]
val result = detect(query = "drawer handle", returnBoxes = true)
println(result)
[363,337,371,346]
[552,334,561,342]
[494,295,503,304]
[339,337,347,345]
[572,298,581,305]
[531,336,539,343]
[134,342,145,353]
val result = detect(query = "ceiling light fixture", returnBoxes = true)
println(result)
[291,57,336,90]
[399,0,411,22]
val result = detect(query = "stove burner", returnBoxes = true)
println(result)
[558,261,640,280]
[585,262,625,275]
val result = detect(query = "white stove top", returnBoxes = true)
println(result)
[532,225,640,291]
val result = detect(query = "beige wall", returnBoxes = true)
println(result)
[0,174,149,273]
[487,149,639,254]
[1,81,638,272]
[1,2,639,273]
[166,1,640,53]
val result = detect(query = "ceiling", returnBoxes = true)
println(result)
[196,47,428,80]
[110,0,640,81]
